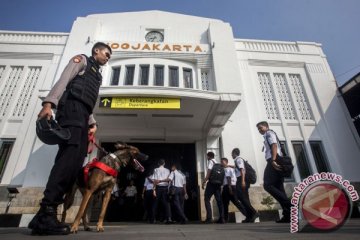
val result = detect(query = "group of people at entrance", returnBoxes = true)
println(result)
[202,150,258,223]
[143,159,189,224]
[202,121,291,224]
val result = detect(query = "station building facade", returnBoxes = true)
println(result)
[0,11,359,222]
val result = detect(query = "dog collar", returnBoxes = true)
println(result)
[110,153,117,159]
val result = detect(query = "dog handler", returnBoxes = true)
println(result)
[28,42,112,235]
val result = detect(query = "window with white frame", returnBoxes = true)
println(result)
[201,70,210,90]
[0,66,5,80]
[183,68,193,88]
[0,66,24,117]
[124,65,135,85]
[139,65,150,86]
[110,67,121,86]
[169,66,179,87]
[258,72,279,120]
[289,74,313,120]
[154,65,164,86]
[0,139,15,181]
[310,141,330,173]
[273,73,296,120]
[292,141,311,179]
[108,60,195,89]
[12,67,41,117]
[257,72,314,122]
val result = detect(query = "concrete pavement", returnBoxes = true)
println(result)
[1,220,359,240]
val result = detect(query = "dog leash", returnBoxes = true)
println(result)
[88,134,108,155]
[87,134,145,172]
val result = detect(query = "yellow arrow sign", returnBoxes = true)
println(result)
[101,98,111,107]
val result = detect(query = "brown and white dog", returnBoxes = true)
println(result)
[62,142,147,233]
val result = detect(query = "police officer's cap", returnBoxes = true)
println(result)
[36,117,71,145]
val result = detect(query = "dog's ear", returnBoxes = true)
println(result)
[129,146,140,156]
[114,141,128,150]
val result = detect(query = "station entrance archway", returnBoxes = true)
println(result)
[99,142,199,222]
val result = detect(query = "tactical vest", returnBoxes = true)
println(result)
[67,55,102,112]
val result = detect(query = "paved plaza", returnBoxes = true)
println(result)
[0,220,359,240]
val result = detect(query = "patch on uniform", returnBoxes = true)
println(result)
[73,55,82,63]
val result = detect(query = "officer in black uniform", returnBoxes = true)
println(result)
[28,42,112,235]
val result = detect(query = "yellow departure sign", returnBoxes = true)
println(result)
[99,97,180,109]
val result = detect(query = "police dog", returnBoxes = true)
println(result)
[62,142,147,233]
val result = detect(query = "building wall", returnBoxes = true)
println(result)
[1,11,359,221]
[0,31,68,185]
[223,39,360,183]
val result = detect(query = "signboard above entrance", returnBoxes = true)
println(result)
[99,97,181,109]
[107,42,209,54]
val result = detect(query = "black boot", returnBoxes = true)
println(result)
[28,205,70,235]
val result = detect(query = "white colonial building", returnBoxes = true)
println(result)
[0,11,359,224]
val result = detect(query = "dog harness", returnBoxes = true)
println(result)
[83,157,118,185]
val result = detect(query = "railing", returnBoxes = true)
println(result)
[235,39,300,53]
[0,30,68,44]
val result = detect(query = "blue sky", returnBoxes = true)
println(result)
[0,0,359,85]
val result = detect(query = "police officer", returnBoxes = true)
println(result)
[256,121,291,223]
[28,42,112,235]
[168,163,188,224]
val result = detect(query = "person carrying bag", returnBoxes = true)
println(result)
[256,121,292,223]
[265,130,294,178]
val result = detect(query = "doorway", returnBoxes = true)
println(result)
[97,142,199,222]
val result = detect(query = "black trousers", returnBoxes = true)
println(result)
[41,99,90,207]
[263,159,291,218]
[170,187,187,222]
[222,185,247,221]
[154,186,171,221]
[144,190,155,223]
[204,182,224,220]
[236,178,257,219]
[124,196,137,221]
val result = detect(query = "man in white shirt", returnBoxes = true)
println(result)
[257,121,291,223]
[142,170,156,224]
[168,163,188,224]
[232,148,258,223]
[152,159,172,223]
[220,157,247,223]
[202,152,224,224]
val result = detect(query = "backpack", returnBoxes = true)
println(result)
[244,160,257,184]
[236,157,257,184]
[209,160,225,185]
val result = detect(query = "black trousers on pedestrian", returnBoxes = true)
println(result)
[263,159,291,218]
[124,196,137,221]
[144,190,155,223]
[170,187,187,222]
[222,185,247,221]
[236,178,257,219]
[204,182,224,221]
[154,186,172,221]
[41,99,90,207]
